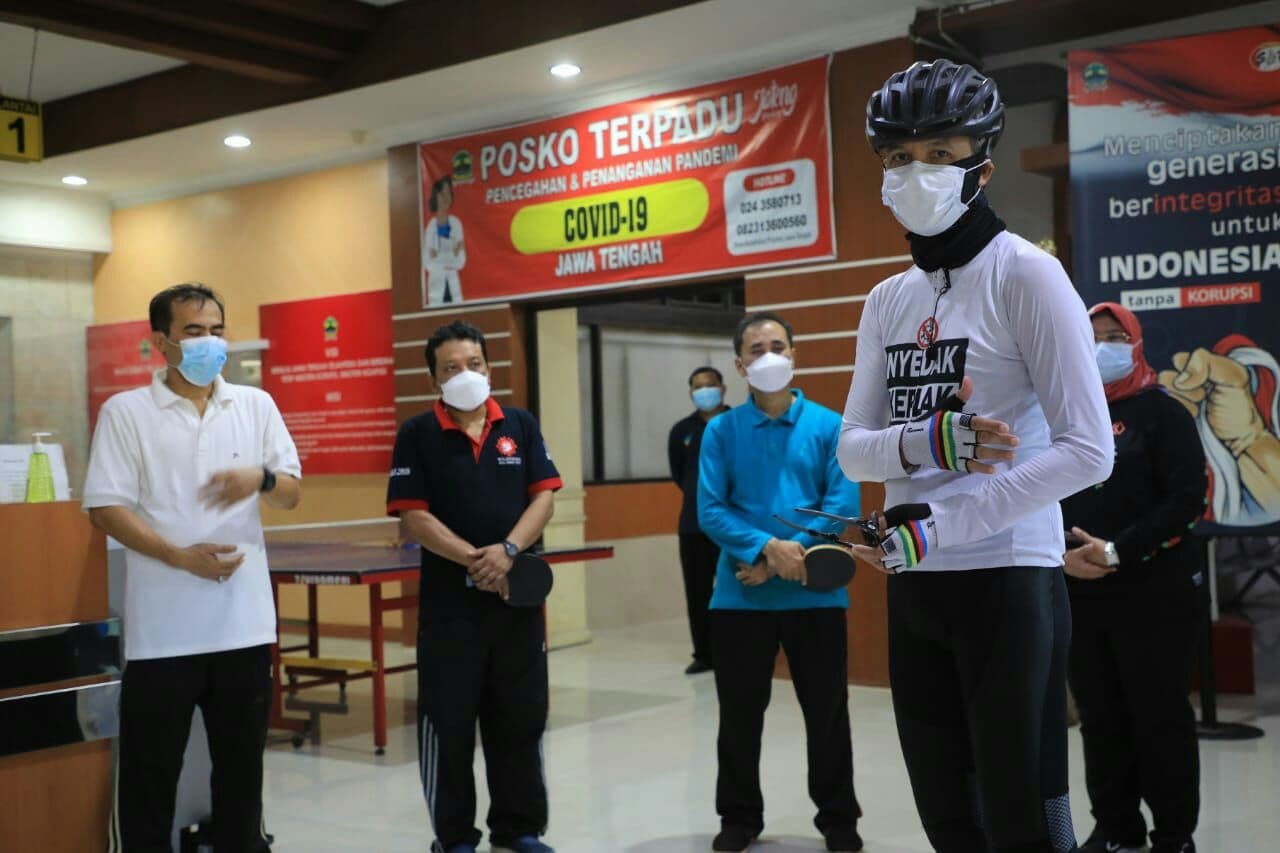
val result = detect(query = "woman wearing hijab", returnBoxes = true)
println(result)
[1061,302,1208,853]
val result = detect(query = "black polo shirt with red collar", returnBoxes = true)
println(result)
[386,397,562,620]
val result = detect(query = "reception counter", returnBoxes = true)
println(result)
[0,502,117,852]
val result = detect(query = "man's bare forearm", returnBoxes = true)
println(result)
[506,491,555,551]
[88,505,178,567]
[400,509,475,565]
[263,473,301,509]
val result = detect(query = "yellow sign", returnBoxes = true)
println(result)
[509,179,709,255]
[0,96,43,163]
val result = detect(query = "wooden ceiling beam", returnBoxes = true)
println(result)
[78,0,363,62]
[912,0,1263,60]
[41,0,703,157]
[229,0,380,32]
[0,0,334,83]
[986,62,1068,106]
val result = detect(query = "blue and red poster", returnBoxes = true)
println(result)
[1070,26,1280,532]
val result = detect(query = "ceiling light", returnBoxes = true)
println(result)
[61,175,88,186]
[549,63,581,79]
[223,135,252,149]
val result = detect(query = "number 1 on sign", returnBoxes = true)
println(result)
[7,117,24,153]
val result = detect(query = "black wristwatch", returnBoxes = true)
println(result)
[502,540,520,558]
[260,466,277,494]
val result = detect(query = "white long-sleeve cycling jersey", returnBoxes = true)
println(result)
[839,230,1115,571]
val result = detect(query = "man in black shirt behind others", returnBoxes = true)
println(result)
[387,321,562,853]
[668,366,730,674]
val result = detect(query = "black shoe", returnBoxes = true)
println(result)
[711,825,757,851]
[824,825,864,851]
[1150,842,1193,853]
[685,658,713,675]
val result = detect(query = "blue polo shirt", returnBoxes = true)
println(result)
[697,390,860,611]
[386,398,562,621]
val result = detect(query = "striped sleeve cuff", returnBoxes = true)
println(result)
[386,499,429,517]
[527,477,564,496]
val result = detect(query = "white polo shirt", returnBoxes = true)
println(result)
[83,370,301,661]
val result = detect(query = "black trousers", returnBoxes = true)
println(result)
[711,608,859,836]
[888,567,1074,853]
[1068,580,1200,848]
[678,532,719,664]
[111,644,273,853]
[417,606,548,849]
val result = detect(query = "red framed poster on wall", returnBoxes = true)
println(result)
[417,56,836,306]
[86,320,165,432]
[260,290,396,475]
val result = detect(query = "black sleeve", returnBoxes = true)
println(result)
[1114,392,1209,566]
[520,410,562,496]
[386,419,431,516]
[668,421,686,488]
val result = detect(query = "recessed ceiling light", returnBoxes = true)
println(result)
[223,134,252,148]
[549,62,581,79]
[61,175,88,186]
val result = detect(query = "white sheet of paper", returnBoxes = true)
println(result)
[0,443,73,503]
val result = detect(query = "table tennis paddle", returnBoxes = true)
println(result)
[771,511,864,592]
[502,552,553,607]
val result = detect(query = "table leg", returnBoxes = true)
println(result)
[307,585,319,657]
[271,577,284,722]
[370,582,387,755]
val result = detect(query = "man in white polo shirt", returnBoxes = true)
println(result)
[83,283,301,853]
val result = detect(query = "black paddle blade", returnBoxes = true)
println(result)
[504,554,553,607]
[803,544,856,592]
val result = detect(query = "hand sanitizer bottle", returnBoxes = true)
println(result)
[25,432,56,503]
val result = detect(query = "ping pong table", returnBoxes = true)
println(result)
[267,542,614,754]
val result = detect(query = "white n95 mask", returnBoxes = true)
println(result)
[881,159,987,236]
[440,370,490,411]
[745,352,793,393]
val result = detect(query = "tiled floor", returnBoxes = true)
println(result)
[262,617,1280,852]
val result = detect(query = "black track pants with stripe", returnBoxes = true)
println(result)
[417,606,549,850]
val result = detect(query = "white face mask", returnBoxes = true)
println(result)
[881,159,988,236]
[744,352,793,393]
[440,369,490,411]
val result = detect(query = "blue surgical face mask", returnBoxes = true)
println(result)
[691,386,723,412]
[1095,341,1135,384]
[167,335,228,387]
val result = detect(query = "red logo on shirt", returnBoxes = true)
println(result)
[1112,421,1126,436]
[496,436,518,457]
[916,317,939,349]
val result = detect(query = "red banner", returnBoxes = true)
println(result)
[87,320,166,433]
[417,56,835,306]
[260,290,396,475]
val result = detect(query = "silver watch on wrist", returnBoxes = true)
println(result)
[1102,541,1120,567]
[502,540,520,559]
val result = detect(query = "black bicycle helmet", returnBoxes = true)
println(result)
[866,59,1004,154]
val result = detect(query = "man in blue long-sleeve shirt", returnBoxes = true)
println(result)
[698,311,864,853]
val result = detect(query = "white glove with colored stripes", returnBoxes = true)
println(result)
[900,407,980,473]
[878,503,941,571]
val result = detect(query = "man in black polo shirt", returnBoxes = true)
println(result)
[667,365,730,674]
[387,321,562,853]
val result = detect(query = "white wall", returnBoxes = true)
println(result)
[0,246,94,489]
[579,327,747,481]
[0,180,111,253]
[586,534,687,632]
[984,101,1057,244]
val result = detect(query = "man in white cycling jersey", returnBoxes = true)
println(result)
[839,59,1114,853]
